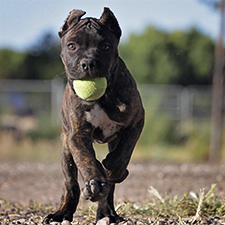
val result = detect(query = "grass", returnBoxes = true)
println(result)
[80,184,225,224]
[135,117,225,163]
[0,131,61,162]
[1,184,224,224]
[146,184,224,219]
[118,184,225,221]
[1,127,225,164]
[1,98,225,163]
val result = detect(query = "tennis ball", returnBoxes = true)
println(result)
[73,77,107,101]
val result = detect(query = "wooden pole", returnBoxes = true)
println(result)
[209,0,225,162]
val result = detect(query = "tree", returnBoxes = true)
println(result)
[119,27,214,85]
[119,27,180,84]
[0,49,26,79]
[0,32,64,80]
[23,32,64,80]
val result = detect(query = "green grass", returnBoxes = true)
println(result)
[80,184,225,224]
[0,133,61,162]
[1,102,225,163]
[1,184,224,224]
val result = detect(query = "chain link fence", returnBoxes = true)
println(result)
[0,79,64,133]
[139,84,214,121]
[0,79,221,129]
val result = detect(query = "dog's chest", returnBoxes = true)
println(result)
[85,104,121,143]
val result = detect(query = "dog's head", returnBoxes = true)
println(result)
[59,7,121,84]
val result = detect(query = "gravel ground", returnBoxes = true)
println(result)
[0,161,225,224]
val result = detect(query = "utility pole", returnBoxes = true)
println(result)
[209,0,225,162]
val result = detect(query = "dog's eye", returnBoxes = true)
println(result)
[101,43,110,51]
[67,43,76,51]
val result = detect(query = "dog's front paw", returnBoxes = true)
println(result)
[81,179,109,202]
[43,212,72,224]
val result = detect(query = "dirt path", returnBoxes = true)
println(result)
[0,161,224,206]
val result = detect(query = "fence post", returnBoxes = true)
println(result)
[51,78,64,124]
[209,0,225,163]
[180,87,193,121]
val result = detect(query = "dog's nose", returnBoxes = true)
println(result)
[80,59,96,72]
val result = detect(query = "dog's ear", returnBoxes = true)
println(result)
[59,9,86,38]
[99,7,121,39]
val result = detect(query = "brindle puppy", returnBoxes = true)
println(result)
[44,7,144,225]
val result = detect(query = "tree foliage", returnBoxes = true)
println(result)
[0,28,215,85]
[0,49,27,79]
[0,32,64,80]
[119,27,215,85]
[23,32,64,80]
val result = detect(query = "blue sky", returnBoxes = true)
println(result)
[0,0,219,51]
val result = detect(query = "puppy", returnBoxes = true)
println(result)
[44,7,144,225]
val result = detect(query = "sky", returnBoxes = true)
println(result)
[0,0,220,51]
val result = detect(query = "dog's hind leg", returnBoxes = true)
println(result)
[44,149,80,224]
[96,184,124,224]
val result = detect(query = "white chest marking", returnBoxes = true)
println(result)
[85,104,119,140]
[117,103,126,112]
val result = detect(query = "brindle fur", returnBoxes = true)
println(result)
[44,8,144,224]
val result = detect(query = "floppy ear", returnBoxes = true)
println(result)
[59,9,86,38]
[99,7,121,39]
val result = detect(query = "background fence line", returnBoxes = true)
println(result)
[0,79,64,124]
[0,79,221,124]
[139,84,214,121]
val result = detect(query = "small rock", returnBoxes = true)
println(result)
[123,219,135,225]
[157,219,168,225]
[200,220,208,225]
[8,214,21,221]
[214,217,220,221]
[62,220,71,225]
[136,221,144,225]
[50,222,61,225]
[96,217,110,225]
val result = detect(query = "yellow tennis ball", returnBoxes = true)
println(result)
[73,77,107,101]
